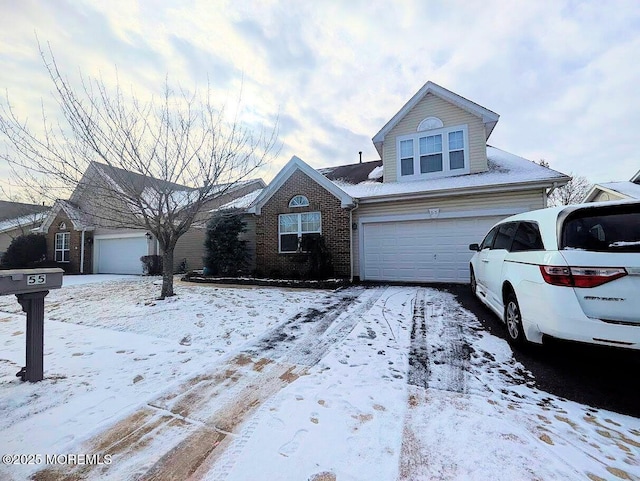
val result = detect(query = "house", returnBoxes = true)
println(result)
[0,201,50,257]
[37,162,264,274]
[241,81,570,283]
[582,169,640,202]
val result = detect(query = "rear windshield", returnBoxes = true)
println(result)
[561,204,640,252]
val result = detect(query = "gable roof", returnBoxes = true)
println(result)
[583,168,640,202]
[0,200,49,222]
[317,159,383,184]
[247,156,355,214]
[38,199,95,232]
[337,146,570,202]
[70,162,195,203]
[583,181,640,202]
[372,81,500,153]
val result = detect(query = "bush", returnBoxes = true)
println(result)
[140,255,163,275]
[300,234,333,279]
[1,233,47,268]
[203,212,248,276]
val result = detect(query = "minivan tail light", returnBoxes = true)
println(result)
[539,266,627,288]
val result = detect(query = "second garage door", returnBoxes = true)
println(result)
[94,236,148,275]
[361,216,503,283]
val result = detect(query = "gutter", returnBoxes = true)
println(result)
[352,177,571,204]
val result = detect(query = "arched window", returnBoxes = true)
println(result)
[289,195,309,207]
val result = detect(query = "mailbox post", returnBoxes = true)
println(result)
[0,268,64,382]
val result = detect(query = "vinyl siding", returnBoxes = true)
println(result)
[174,227,206,271]
[173,214,257,273]
[592,190,626,202]
[383,93,487,182]
[351,189,546,275]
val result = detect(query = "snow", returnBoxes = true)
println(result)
[338,146,568,199]
[0,212,47,234]
[214,189,263,211]
[598,181,640,199]
[367,165,384,180]
[0,280,638,481]
[62,274,138,286]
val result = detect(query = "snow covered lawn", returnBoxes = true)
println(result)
[0,278,638,481]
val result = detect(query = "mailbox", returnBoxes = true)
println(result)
[0,268,64,382]
[0,268,64,295]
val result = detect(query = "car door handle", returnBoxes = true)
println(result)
[481,259,489,263]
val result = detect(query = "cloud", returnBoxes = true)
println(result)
[1,0,640,191]
[233,18,316,72]
[170,36,238,87]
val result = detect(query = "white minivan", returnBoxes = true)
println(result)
[469,200,640,349]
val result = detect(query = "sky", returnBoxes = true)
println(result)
[0,0,639,196]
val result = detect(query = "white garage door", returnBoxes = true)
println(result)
[362,216,503,283]
[95,236,148,274]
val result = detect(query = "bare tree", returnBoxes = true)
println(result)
[548,174,591,206]
[0,46,278,298]
[538,160,591,207]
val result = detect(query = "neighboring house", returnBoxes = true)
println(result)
[37,162,265,274]
[241,81,570,283]
[0,201,50,257]
[582,169,640,202]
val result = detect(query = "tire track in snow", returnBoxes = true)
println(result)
[32,286,384,481]
[406,288,471,393]
[401,288,474,481]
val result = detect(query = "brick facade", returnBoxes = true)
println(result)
[45,211,93,273]
[255,169,351,278]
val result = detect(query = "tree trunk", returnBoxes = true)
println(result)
[160,248,175,299]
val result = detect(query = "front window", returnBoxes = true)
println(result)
[55,232,70,262]
[397,125,468,180]
[400,139,414,176]
[279,212,321,253]
[492,223,517,250]
[480,226,499,250]
[419,134,442,173]
[289,195,309,208]
[448,130,465,170]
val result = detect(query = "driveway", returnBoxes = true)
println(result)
[450,284,640,418]
[0,280,638,480]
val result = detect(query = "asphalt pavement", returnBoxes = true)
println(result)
[448,284,640,418]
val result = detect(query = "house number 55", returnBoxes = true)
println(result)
[26,274,46,286]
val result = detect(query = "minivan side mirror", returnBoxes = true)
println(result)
[469,243,480,251]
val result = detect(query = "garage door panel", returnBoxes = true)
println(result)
[362,216,503,283]
[95,236,148,275]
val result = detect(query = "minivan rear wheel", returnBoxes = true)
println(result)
[504,291,525,345]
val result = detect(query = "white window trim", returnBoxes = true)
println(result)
[396,124,469,181]
[55,232,70,263]
[289,195,310,208]
[278,211,322,253]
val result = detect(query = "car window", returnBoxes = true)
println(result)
[562,204,640,252]
[480,226,499,250]
[492,222,517,250]
[511,222,544,252]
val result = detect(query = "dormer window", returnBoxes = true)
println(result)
[289,195,309,207]
[397,125,469,181]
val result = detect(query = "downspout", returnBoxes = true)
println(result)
[545,182,559,208]
[349,201,359,282]
[80,229,86,274]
